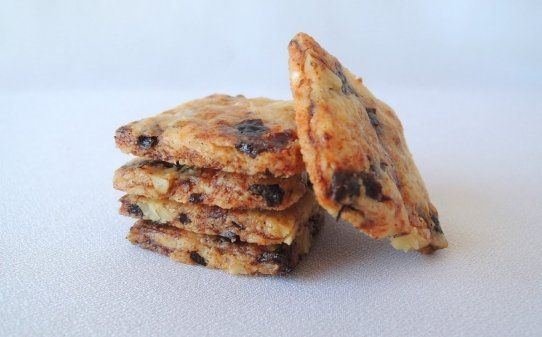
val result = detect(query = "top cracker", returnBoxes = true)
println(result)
[115,94,304,177]
[288,33,447,253]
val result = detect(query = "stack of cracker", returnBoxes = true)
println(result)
[114,94,324,275]
[114,33,449,277]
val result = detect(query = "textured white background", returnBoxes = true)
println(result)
[1,1,541,336]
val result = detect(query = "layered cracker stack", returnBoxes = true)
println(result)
[113,33,448,276]
[113,94,323,275]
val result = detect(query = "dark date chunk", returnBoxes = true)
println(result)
[332,169,390,203]
[127,204,144,218]
[234,119,269,158]
[178,213,191,224]
[188,193,204,204]
[249,184,284,207]
[137,135,158,149]
[359,172,390,202]
[189,252,207,266]
[430,213,443,234]
[334,66,357,96]
[365,108,380,128]
[235,119,268,136]
[234,118,293,158]
[235,142,267,158]
[257,248,290,265]
[258,246,293,274]
[331,171,361,202]
[231,221,244,229]
[219,231,240,243]
[267,131,292,147]
[235,131,293,158]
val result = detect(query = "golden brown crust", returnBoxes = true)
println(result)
[113,158,307,210]
[288,33,447,253]
[119,192,320,245]
[114,94,304,177]
[126,212,324,275]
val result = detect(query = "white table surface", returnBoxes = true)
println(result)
[1,85,541,336]
[2,1,542,335]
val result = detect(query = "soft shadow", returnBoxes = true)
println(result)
[290,215,395,281]
[290,181,483,281]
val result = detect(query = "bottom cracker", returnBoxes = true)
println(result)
[126,211,323,275]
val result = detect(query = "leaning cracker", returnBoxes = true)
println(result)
[288,33,447,253]
[115,94,303,177]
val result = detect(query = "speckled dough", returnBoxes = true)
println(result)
[113,158,307,210]
[119,192,320,245]
[127,212,323,275]
[288,33,447,253]
[115,94,304,177]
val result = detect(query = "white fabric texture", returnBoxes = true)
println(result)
[1,1,541,336]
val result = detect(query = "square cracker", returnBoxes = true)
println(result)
[115,94,304,177]
[288,33,447,253]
